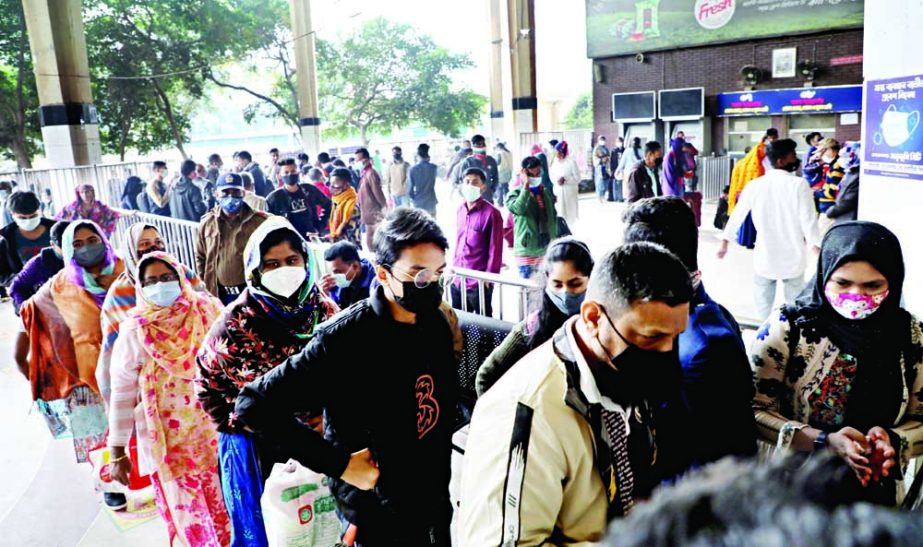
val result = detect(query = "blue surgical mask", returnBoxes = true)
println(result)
[73,242,107,268]
[529,177,543,188]
[546,288,585,316]
[142,281,182,308]
[219,195,244,214]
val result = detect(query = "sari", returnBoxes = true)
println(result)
[109,251,229,546]
[20,220,124,462]
[55,184,121,237]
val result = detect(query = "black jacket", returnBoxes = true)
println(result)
[626,161,662,203]
[244,162,272,197]
[826,170,859,223]
[457,154,500,202]
[0,217,56,286]
[235,288,461,545]
[169,176,207,221]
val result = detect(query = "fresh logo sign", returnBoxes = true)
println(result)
[695,0,735,29]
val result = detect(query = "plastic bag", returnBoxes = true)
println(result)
[88,438,150,494]
[261,459,341,547]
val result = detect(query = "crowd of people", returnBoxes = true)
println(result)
[3,123,919,547]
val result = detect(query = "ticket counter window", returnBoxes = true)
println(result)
[788,114,836,155]
[726,116,773,159]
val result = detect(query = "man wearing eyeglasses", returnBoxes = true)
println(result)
[235,207,462,546]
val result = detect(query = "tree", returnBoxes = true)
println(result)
[83,0,279,159]
[563,92,593,130]
[317,18,486,145]
[0,2,40,168]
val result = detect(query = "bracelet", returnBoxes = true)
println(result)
[110,454,129,464]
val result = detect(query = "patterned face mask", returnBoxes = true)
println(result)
[824,288,889,320]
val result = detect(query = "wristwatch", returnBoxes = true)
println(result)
[814,431,829,452]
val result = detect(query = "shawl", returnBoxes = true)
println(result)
[55,184,121,236]
[146,178,171,209]
[329,185,359,238]
[131,251,223,481]
[728,142,766,213]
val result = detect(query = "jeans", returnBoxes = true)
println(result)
[518,264,536,279]
[754,274,806,321]
[594,166,610,198]
[496,182,509,207]
[450,283,494,316]
[393,194,411,207]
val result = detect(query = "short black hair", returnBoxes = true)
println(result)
[297,152,309,161]
[259,227,307,265]
[522,156,542,170]
[279,157,296,167]
[374,207,448,268]
[332,158,346,168]
[237,150,253,161]
[269,148,280,154]
[766,138,798,164]
[8,191,41,215]
[471,134,486,147]
[549,139,559,147]
[644,141,662,155]
[208,153,221,164]
[317,152,331,164]
[765,127,779,138]
[324,240,361,264]
[330,168,352,186]
[585,242,693,317]
[180,159,197,177]
[50,221,70,246]
[622,197,698,271]
[804,132,822,146]
[355,148,369,160]
[152,160,167,170]
[463,167,487,182]
[392,146,402,154]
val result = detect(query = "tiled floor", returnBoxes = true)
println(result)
[0,186,804,546]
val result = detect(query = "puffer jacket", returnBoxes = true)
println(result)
[506,185,558,258]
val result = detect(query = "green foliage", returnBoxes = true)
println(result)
[563,92,593,130]
[0,2,40,167]
[316,17,486,144]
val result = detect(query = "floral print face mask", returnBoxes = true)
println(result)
[825,288,889,320]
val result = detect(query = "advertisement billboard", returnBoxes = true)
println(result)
[716,85,863,117]
[586,0,864,59]
[612,91,657,122]
[659,87,704,120]
[864,75,923,181]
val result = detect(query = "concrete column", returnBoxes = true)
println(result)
[289,0,322,154]
[22,0,102,167]
[487,0,505,141]
[507,0,537,139]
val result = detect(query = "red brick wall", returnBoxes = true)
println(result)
[592,29,864,151]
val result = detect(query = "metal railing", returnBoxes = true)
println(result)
[17,161,154,211]
[448,267,539,324]
[699,156,733,203]
[111,209,200,275]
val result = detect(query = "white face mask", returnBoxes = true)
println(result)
[333,273,351,288]
[261,266,306,298]
[14,215,41,232]
[142,281,182,308]
[461,183,482,203]
[822,153,836,163]
[528,177,543,188]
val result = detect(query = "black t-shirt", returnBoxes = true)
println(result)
[266,184,331,237]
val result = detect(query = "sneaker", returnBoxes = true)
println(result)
[104,492,127,511]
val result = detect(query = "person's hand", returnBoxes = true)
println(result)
[557,177,566,185]
[828,426,872,485]
[109,455,133,486]
[717,239,729,259]
[866,426,896,482]
[340,448,379,490]
[320,273,337,292]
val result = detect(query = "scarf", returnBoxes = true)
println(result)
[728,142,765,213]
[147,178,170,208]
[329,186,359,238]
[132,251,223,481]
[62,220,121,307]
[787,221,911,432]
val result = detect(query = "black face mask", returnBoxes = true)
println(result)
[281,173,300,186]
[388,272,443,316]
[137,244,166,260]
[654,157,664,168]
[598,313,677,401]
[783,158,802,172]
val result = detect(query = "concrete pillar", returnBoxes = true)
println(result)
[507,0,537,140]
[289,0,322,154]
[22,0,102,167]
[487,0,505,141]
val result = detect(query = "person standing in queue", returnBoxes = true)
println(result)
[355,147,388,251]
[266,158,331,239]
[234,208,462,546]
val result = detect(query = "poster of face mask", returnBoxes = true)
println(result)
[864,74,923,181]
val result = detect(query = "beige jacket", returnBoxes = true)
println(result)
[459,319,610,546]
[386,160,410,197]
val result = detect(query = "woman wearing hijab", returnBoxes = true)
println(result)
[108,251,229,546]
[476,237,593,395]
[549,141,581,226]
[751,221,923,505]
[56,183,122,237]
[121,175,145,211]
[15,220,125,503]
[97,223,203,404]
[197,217,335,546]
[327,168,361,245]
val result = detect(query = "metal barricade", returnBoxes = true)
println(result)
[448,267,539,324]
[20,161,155,211]
[699,156,733,203]
[111,209,201,274]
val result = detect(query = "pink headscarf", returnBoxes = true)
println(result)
[530,143,543,156]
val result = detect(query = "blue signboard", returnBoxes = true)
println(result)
[716,85,863,117]
[864,75,923,181]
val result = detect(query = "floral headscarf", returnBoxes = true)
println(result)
[62,219,119,307]
[56,184,120,236]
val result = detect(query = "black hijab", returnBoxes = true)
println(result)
[788,221,912,432]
